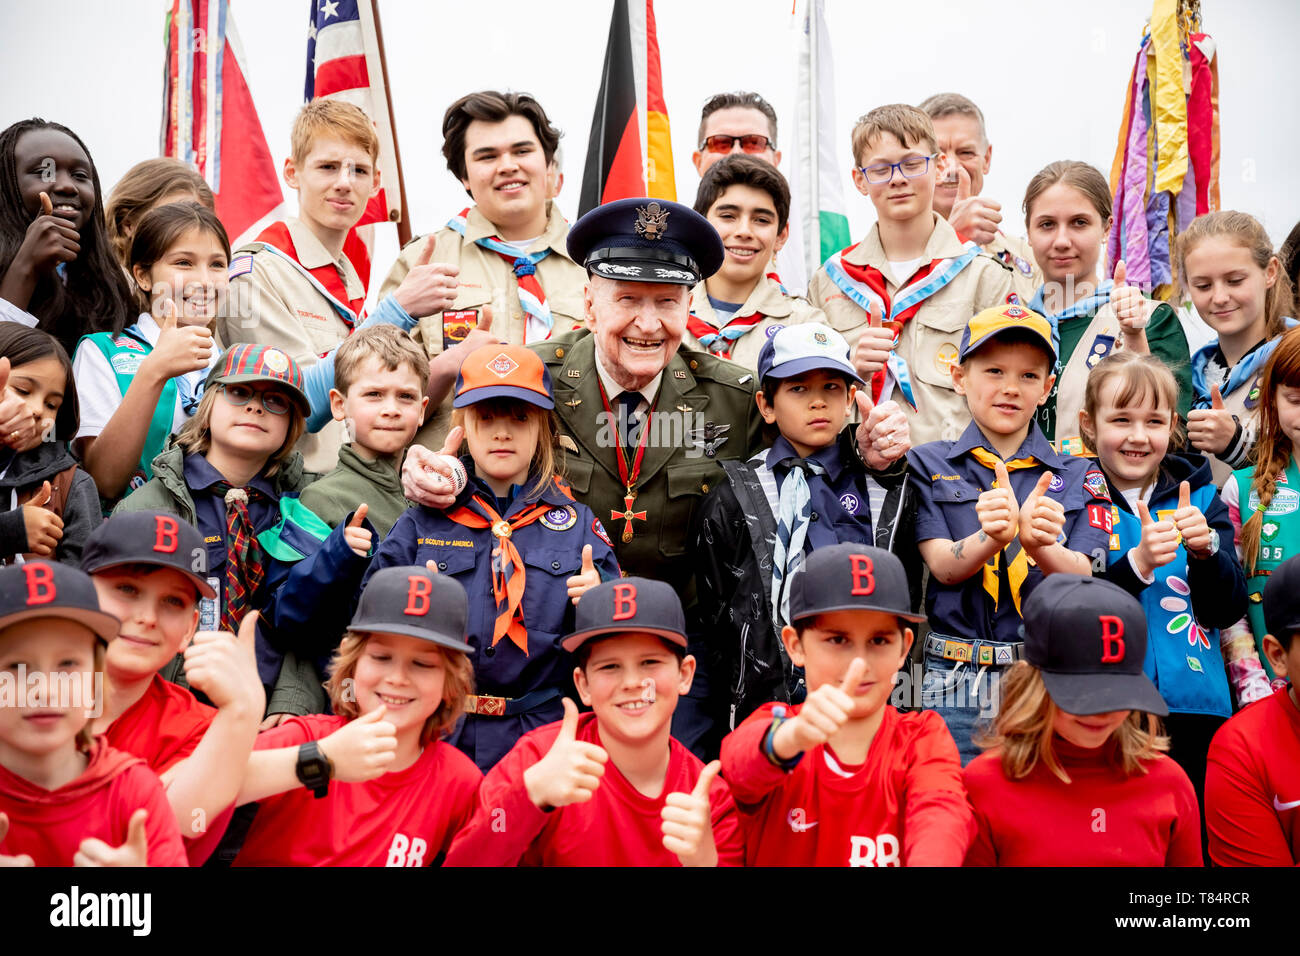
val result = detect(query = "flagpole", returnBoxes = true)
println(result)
[807,0,820,279]
[369,0,411,246]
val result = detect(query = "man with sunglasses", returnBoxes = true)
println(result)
[808,103,1015,446]
[691,92,782,177]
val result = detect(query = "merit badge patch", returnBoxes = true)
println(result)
[591,517,613,546]
[994,646,1014,664]
[1049,474,1065,493]
[487,352,520,377]
[765,324,785,338]
[839,493,860,514]
[539,505,578,532]
[1014,256,1034,277]
[1083,469,1111,502]
[442,310,478,351]
[228,255,254,279]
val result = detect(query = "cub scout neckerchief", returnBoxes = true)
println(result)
[821,242,982,411]
[686,272,788,359]
[448,209,553,340]
[445,491,561,655]
[1028,278,1114,367]
[967,445,1042,616]
[253,222,364,330]
[770,457,828,627]
[1189,330,1293,409]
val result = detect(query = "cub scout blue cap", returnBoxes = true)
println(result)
[567,198,724,285]
[350,566,472,653]
[958,302,1057,364]
[82,511,216,599]
[757,322,863,385]
[1021,575,1168,717]
[561,576,688,653]
[0,561,120,644]
[788,544,924,624]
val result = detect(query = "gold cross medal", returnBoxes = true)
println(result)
[612,487,648,543]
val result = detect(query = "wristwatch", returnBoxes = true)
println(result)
[296,740,334,799]
[1198,528,1221,559]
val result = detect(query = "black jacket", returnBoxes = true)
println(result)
[0,441,100,565]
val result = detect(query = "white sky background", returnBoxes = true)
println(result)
[2,0,1298,309]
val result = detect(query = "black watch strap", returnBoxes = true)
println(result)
[296,740,333,799]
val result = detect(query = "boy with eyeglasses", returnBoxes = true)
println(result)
[808,104,1015,446]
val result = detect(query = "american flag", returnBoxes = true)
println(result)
[162,0,284,244]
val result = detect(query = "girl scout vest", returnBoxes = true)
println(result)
[78,327,179,489]
[1228,458,1300,678]
[1109,479,1232,716]
[1191,333,1289,488]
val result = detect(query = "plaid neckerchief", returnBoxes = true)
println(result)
[216,484,267,632]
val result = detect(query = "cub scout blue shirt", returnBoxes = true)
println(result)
[907,420,1112,644]
[765,435,874,548]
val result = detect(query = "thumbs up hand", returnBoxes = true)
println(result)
[144,297,215,381]
[566,544,601,605]
[1171,480,1214,557]
[1186,384,1237,455]
[851,302,895,380]
[74,808,150,867]
[771,658,867,761]
[321,704,398,783]
[855,391,910,470]
[946,165,1003,245]
[523,698,609,810]
[976,459,1020,545]
[18,190,80,277]
[661,760,722,867]
[21,480,64,557]
[183,609,267,718]
[1110,260,1153,347]
[1018,470,1066,551]
[0,813,33,867]
[344,503,373,558]
[393,234,461,317]
[1133,499,1180,579]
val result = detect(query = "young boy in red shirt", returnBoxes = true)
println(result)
[81,511,264,858]
[720,543,972,866]
[0,561,187,866]
[445,577,744,866]
[1205,555,1300,866]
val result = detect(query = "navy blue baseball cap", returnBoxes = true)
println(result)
[788,544,924,624]
[350,566,472,653]
[82,511,216,599]
[561,576,688,653]
[0,561,120,644]
[1021,575,1168,716]
[567,198,724,285]
[758,322,863,385]
[1263,554,1300,638]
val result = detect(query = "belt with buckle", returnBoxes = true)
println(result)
[925,634,1024,667]
[465,686,562,717]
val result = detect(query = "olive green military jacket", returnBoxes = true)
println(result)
[533,330,766,591]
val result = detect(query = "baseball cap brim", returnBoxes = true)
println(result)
[959,326,1057,364]
[0,606,121,644]
[1040,669,1169,717]
[452,384,555,409]
[560,624,689,654]
[350,625,473,655]
[790,600,926,625]
[215,373,312,416]
[764,356,864,384]
[82,557,216,600]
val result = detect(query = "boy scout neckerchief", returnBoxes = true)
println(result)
[1028,278,1114,369]
[821,242,982,411]
[448,209,553,339]
[686,272,787,359]
[967,446,1040,616]
[216,484,267,633]
[770,458,828,627]
[253,222,364,330]
[445,494,555,655]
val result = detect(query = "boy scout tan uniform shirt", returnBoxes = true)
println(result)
[377,201,588,448]
[985,231,1041,307]
[683,272,827,373]
[807,214,1015,446]
[219,217,362,473]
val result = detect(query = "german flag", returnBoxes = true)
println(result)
[579,0,677,215]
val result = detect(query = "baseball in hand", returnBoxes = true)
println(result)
[426,454,468,495]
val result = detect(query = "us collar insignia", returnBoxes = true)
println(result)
[635,202,669,240]
[686,421,730,458]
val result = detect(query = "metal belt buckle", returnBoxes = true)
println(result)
[467,694,508,716]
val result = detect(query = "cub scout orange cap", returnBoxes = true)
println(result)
[453,344,554,409]
[958,302,1056,364]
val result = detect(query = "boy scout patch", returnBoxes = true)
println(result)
[1014,256,1034,276]
[1083,469,1111,502]
[1048,474,1065,492]
[539,505,578,532]
[442,310,479,351]
[591,517,613,546]
[229,254,254,279]
[934,343,958,376]
[487,352,520,377]
[765,324,785,338]
[839,493,860,514]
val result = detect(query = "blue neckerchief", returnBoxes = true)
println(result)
[1029,279,1114,370]
[1189,318,1299,407]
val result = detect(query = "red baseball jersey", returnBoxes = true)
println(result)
[0,740,187,866]
[443,713,745,867]
[233,715,481,866]
[720,703,972,866]
[102,674,216,776]
[964,737,1202,866]
[1206,686,1300,866]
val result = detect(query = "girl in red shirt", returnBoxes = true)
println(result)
[963,574,1202,866]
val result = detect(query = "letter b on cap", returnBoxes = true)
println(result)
[612,583,637,621]
[1099,615,1125,663]
[404,576,432,616]
[23,564,55,605]
[849,555,875,595]
[154,515,179,554]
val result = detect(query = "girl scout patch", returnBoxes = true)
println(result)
[110,351,144,375]
[540,505,578,532]
[1244,376,1262,410]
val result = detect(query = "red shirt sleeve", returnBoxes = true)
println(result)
[901,711,973,867]
[719,703,791,808]
[443,728,555,867]
[961,757,1001,866]
[1165,764,1204,867]
[118,764,188,867]
[1205,723,1296,866]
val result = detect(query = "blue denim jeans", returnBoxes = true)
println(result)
[921,635,1013,765]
